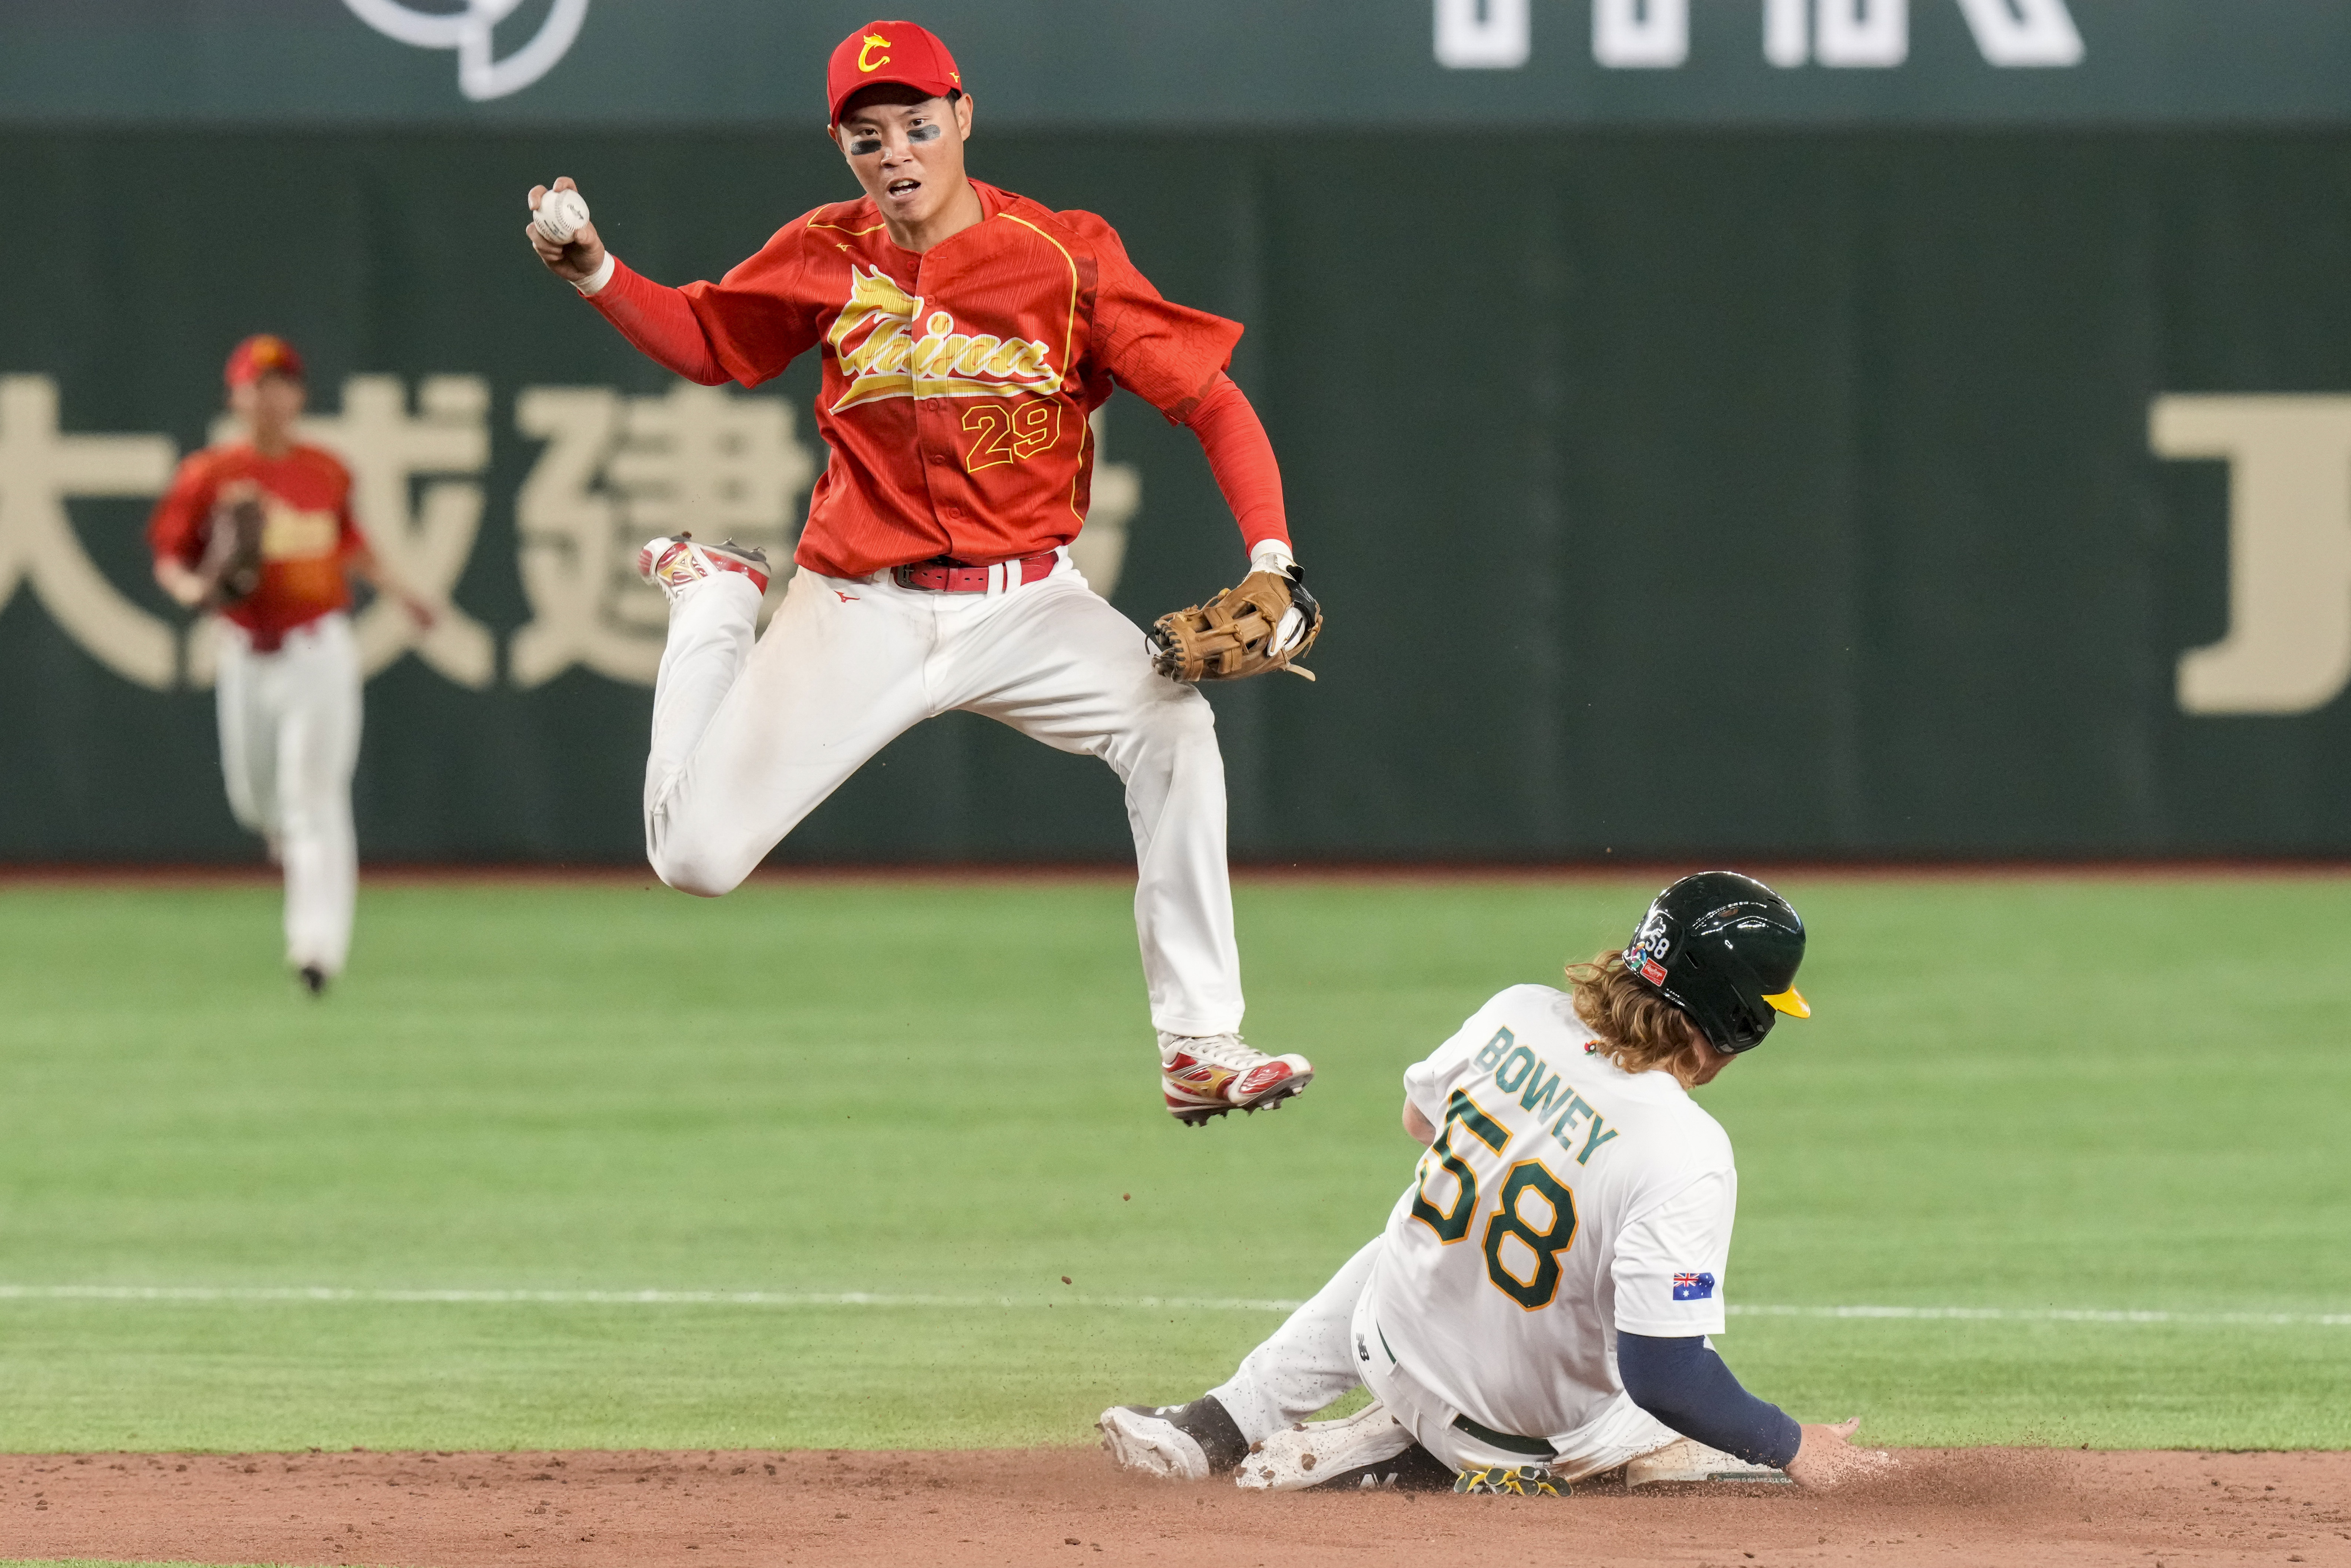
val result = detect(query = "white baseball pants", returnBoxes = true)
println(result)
[1213,1234,1679,1481]
[643,551,1246,1035]
[215,611,362,977]
[1210,1235,1387,1443]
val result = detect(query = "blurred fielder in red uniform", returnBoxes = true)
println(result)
[148,335,434,994]
[523,19,1319,1122]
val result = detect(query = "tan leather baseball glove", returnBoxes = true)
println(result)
[196,492,268,610]
[1150,566,1323,682]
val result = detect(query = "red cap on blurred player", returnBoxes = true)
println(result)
[827,20,963,128]
[224,334,305,388]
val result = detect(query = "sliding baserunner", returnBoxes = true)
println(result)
[1101,873,1889,1490]
[522,19,1321,1124]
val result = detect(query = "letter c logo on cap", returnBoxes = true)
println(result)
[857,33,891,72]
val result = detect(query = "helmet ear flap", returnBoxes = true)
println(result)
[1716,1000,1773,1054]
[1623,872,1806,1057]
[1686,991,1766,1055]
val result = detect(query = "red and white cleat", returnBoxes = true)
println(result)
[637,532,772,604]
[1159,1032,1314,1125]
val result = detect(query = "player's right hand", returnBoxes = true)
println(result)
[1785,1417,1893,1488]
[525,177,607,285]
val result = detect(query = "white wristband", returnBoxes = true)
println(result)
[1249,540,1296,577]
[572,252,617,298]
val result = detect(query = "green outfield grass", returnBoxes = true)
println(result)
[0,873,2345,1454]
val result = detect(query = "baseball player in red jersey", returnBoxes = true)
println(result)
[522,20,1317,1123]
[148,335,435,994]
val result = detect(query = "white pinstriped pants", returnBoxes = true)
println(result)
[641,551,1246,1036]
[215,612,362,977]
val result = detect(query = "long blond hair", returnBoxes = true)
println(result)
[1566,949,1702,1075]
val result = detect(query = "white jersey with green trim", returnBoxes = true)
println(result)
[1365,983,1740,1451]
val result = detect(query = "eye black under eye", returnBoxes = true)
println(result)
[849,137,881,155]
[909,123,942,143]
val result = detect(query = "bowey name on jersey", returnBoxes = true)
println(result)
[1368,983,1742,1451]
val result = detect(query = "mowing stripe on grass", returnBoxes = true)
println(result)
[0,1285,2345,1326]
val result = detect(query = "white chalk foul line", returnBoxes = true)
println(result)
[0,1285,2344,1325]
[1727,1304,2351,1327]
[0,1285,1304,1312]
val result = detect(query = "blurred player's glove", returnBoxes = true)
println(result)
[1149,564,1322,683]
[196,493,267,610]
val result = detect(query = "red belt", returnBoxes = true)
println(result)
[890,551,1058,593]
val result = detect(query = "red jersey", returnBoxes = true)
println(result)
[621,181,1247,580]
[147,442,364,651]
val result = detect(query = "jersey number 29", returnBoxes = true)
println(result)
[1410,1089,1580,1310]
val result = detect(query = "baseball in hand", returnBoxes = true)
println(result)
[533,188,591,245]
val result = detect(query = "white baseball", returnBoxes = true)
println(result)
[534,188,591,245]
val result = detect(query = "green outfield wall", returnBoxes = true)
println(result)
[9,1,2351,130]
[4,125,2350,862]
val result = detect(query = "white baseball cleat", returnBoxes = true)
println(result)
[1098,1396,1249,1481]
[1098,1407,1210,1481]
[1234,1401,1415,1493]
[637,533,771,604]
[1158,1032,1313,1125]
[1625,1436,1792,1486]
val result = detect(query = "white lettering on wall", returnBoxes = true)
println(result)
[8,370,1151,694]
[340,0,591,102]
[1592,0,1687,68]
[2153,396,2351,717]
[0,376,179,689]
[510,383,816,688]
[1815,0,1907,68]
[1434,0,1531,69]
[1764,0,1810,68]
[1951,0,2083,67]
[210,376,495,688]
[1436,0,2082,71]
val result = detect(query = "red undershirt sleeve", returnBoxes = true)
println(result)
[1180,373,1292,557]
[145,454,213,567]
[586,259,731,387]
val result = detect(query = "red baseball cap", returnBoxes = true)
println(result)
[826,20,963,128]
[224,333,305,388]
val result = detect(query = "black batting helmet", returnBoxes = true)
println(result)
[1622,872,1809,1054]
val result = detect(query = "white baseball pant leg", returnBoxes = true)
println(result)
[642,554,1245,1035]
[1207,1235,1385,1444]
[215,612,362,977]
[1348,1283,1680,1481]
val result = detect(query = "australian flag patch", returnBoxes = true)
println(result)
[1672,1272,1716,1302]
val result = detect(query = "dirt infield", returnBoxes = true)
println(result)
[1,1447,2346,1567]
